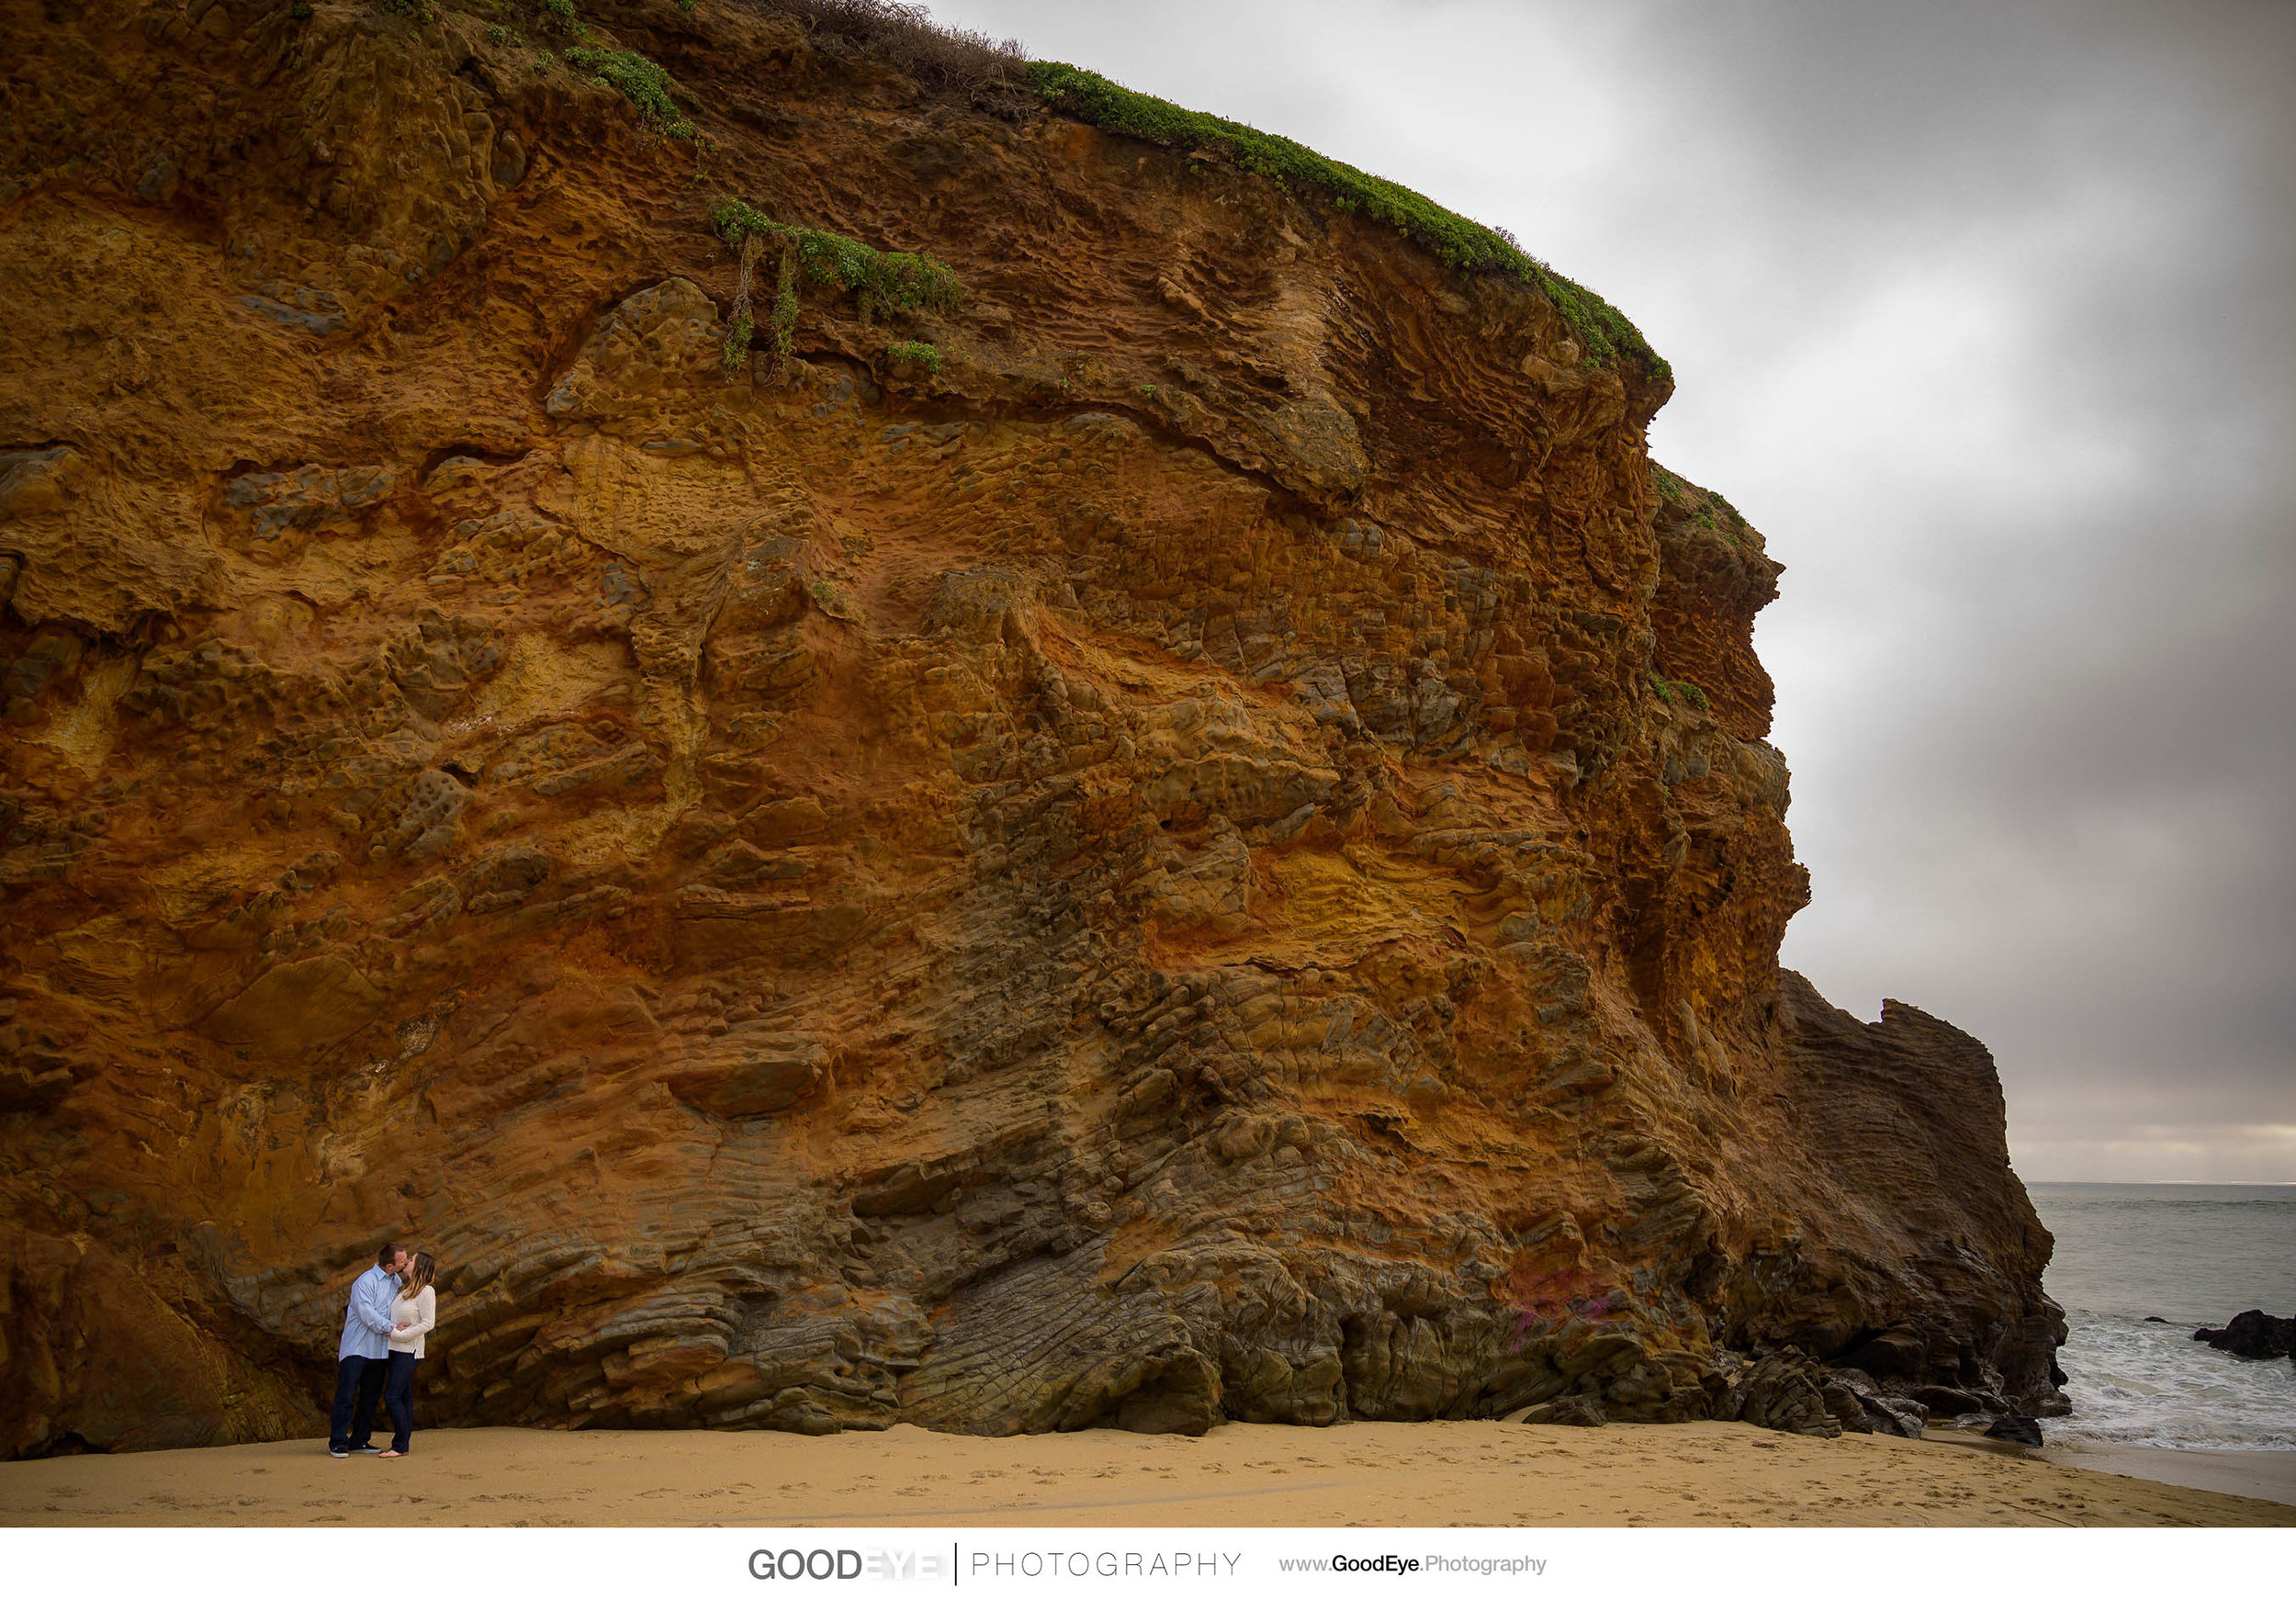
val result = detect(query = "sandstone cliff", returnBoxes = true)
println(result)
[0,0,2064,1456]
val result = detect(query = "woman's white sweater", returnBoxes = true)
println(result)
[388,1286,436,1358]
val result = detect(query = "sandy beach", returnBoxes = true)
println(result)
[2,1421,2287,1528]
[2036,1439,2296,1508]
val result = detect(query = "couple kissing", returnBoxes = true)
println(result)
[329,1242,438,1459]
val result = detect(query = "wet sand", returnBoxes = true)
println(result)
[2037,1439,2296,1508]
[1,1420,2288,1527]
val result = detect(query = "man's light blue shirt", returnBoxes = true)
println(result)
[337,1265,401,1361]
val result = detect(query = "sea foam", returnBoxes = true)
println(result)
[2051,1308,2296,1450]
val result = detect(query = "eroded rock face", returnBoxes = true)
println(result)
[0,0,2063,1456]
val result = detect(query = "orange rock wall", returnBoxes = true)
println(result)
[0,0,2059,1455]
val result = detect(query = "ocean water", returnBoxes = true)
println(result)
[2030,1183,2296,1450]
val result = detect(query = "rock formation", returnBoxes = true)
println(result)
[0,0,2065,1456]
[2193,1312,2295,1361]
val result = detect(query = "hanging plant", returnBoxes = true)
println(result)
[710,197,962,377]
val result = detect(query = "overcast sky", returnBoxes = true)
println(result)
[923,0,2296,1181]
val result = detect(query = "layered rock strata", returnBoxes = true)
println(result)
[0,0,2064,1456]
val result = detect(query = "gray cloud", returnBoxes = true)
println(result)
[931,0,2296,1177]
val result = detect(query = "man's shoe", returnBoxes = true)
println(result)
[330,1447,349,1458]
[350,1443,383,1454]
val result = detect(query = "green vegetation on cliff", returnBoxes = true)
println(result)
[564,46,696,141]
[885,339,942,374]
[1026,62,1667,381]
[543,3,1661,382]
[709,197,962,371]
[1649,673,1712,713]
[709,200,963,320]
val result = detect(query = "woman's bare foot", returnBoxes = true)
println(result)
[377,1450,405,1459]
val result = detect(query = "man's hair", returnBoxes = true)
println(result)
[376,1242,401,1267]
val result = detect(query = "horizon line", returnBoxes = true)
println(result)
[2024,1178,2296,1187]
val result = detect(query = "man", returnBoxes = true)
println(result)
[329,1243,408,1458]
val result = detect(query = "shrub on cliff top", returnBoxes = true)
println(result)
[1026,62,1667,381]
[774,0,1028,92]
[565,46,697,141]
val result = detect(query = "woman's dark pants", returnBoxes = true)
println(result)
[381,1351,419,1453]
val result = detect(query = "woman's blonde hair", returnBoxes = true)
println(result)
[400,1251,436,1300]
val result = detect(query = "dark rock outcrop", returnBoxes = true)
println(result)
[1725,1351,1843,1439]
[1985,1414,2044,1447]
[1765,976,2068,1417]
[2193,1311,2295,1360]
[1910,1386,1990,1418]
[0,0,2065,1456]
[1826,1366,1928,1438]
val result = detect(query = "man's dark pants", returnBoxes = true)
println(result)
[330,1355,388,1449]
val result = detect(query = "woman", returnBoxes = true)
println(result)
[378,1251,437,1460]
